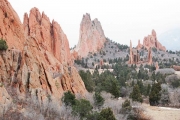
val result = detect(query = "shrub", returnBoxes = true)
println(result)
[94,92,104,107]
[0,39,8,50]
[62,91,76,106]
[86,112,101,120]
[121,99,132,114]
[99,108,116,120]
[72,99,93,119]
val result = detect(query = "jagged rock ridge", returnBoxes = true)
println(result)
[137,29,166,51]
[0,0,86,118]
[73,13,106,58]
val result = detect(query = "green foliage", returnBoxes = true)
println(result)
[130,85,143,103]
[0,39,8,50]
[95,71,120,98]
[79,70,95,92]
[160,88,169,105]
[92,62,94,66]
[121,99,132,114]
[145,84,151,96]
[171,79,180,88]
[99,108,116,120]
[62,91,76,106]
[86,111,101,120]
[94,92,104,107]
[72,99,93,119]
[149,83,161,106]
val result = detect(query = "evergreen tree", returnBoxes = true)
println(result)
[62,91,76,106]
[94,92,104,107]
[72,99,93,119]
[146,84,151,96]
[79,70,95,92]
[99,108,116,120]
[121,99,132,114]
[149,83,161,106]
[130,85,143,103]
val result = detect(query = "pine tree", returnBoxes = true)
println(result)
[149,83,161,106]
[130,85,143,103]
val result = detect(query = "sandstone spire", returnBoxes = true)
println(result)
[136,39,143,50]
[23,7,72,65]
[74,13,106,58]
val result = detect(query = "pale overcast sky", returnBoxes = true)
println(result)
[9,0,180,47]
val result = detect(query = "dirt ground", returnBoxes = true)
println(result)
[143,104,180,120]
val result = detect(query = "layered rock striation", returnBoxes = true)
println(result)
[23,8,71,65]
[0,1,86,117]
[73,13,106,58]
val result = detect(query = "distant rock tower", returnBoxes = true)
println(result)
[129,40,152,65]
[129,40,140,64]
[148,47,152,64]
[155,62,159,70]
[74,13,106,58]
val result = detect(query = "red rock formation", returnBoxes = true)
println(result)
[155,62,159,70]
[129,40,140,64]
[143,29,166,51]
[136,40,143,50]
[0,0,25,50]
[0,1,87,117]
[148,47,152,64]
[172,65,180,71]
[74,13,106,58]
[129,40,152,65]
[24,8,72,65]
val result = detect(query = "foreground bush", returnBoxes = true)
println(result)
[62,91,76,106]
[94,92,104,107]
[0,39,8,50]
[99,108,116,120]
[72,99,93,119]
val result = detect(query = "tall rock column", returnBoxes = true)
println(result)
[74,13,106,58]
[129,40,133,64]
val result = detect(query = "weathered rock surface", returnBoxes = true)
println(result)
[0,0,86,118]
[129,40,152,64]
[0,0,25,50]
[143,30,166,51]
[24,8,72,65]
[74,13,106,58]
[136,40,143,50]
[172,65,180,71]
[155,62,159,70]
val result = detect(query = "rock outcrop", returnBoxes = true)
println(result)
[0,1,86,118]
[143,30,166,51]
[73,13,106,58]
[136,40,143,50]
[172,65,180,71]
[0,0,25,50]
[129,40,152,64]
[155,62,159,70]
[23,8,71,65]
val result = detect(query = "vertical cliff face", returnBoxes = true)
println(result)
[0,0,25,50]
[74,13,106,58]
[0,1,86,118]
[23,8,71,65]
